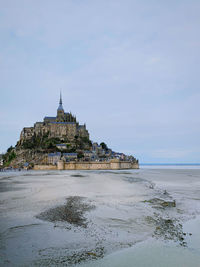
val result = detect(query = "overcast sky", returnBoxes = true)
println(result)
[0,0,200,163]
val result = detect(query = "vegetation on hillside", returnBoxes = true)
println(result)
[18,133,92,152]
[3,146,16,167]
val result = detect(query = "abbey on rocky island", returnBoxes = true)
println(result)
[19,94,89,145]
[2,93,139,170]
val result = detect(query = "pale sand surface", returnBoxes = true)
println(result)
[0,167,200,266]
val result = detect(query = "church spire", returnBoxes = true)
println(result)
[59,91,62,105]
[57,91,64,111]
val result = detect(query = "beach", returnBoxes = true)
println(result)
[0,167,200,266]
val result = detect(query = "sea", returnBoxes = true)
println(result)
[0,165,200,266]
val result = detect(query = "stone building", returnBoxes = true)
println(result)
[62,153,77,162]
[47,152,61,165]
[19,94,89,144]
[92,143,106,157]
[83,150,94,161]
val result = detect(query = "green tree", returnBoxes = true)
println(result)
[100,142,108,151]
[7,146,14,153]
[77,152,84,159]
[3,150,16,167]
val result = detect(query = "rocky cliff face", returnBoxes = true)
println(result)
[4,148,47,168]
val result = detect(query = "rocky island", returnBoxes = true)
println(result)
[2,94,139,170]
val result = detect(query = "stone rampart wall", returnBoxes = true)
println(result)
[66,161,111,170]
[34,165,57,170]
[34,160,139,170]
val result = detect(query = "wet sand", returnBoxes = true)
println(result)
[0,168,200,266]
[81,215,200,267]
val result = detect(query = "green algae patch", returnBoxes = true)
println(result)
[146,214,188,246]
[143,198,176,209]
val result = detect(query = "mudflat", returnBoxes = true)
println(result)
[0,168,200,266]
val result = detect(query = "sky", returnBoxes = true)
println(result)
[0,0,200,163]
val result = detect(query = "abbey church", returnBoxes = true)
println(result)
[19,94,89,144]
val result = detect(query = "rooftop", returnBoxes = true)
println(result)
[44,117,56,119]
[51,122,76,124]
[48,152,61,157]
[56,144,67,146]
[63,153,77,156]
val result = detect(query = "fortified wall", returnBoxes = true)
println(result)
[34,159,139,170]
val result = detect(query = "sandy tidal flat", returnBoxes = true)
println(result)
[0,168,200,266]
